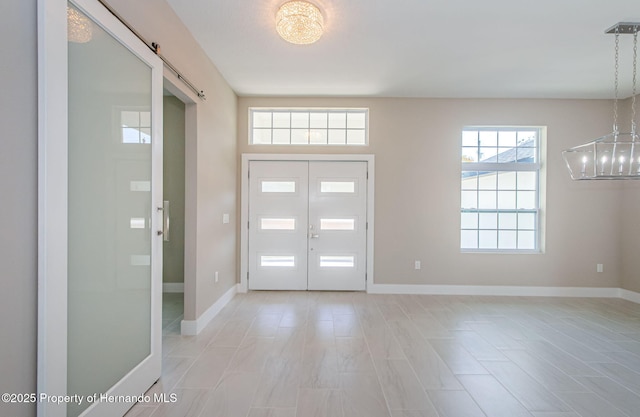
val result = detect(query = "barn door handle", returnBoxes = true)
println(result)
[157,201,170,241]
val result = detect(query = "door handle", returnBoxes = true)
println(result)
[310,233,319,239]
[157,201,170,241]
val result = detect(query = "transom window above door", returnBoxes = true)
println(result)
[249,108,369,145]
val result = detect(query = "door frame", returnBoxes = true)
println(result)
[162,71,200,336]
[240,154,375,293]
[37,0,163,416]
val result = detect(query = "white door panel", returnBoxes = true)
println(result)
[248,161,308,290]
[308,162,367,290]
[247,160,367,291]
[39,1,163,416]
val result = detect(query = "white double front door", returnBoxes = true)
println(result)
[248,161,368,291]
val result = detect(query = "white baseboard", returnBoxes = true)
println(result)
[620,288,640,304]
[180,284,238,336]
[367,284,622,298]
[163,282,184,293]
[178,284,639,337]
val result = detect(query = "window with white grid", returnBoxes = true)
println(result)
[461,127,541,252]
[249,108,368,145]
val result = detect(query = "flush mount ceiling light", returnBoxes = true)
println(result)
[276,1,324,45]
[562,23,640,180]
[67,5,93,44]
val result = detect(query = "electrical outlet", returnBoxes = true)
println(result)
[414,260,421,270]
[215,271,219,283]
[597,264,603,273]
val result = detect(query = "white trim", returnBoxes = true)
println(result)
[38,0,68,415]
[163,283,185,293]
[181,284,238,335]
[367,284,622,298]
[620,289,640,304]
[162,69,200,334]
[240,154,375,292]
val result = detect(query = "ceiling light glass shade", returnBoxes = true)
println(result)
[67,6,93,44]
[562,132,640,179]
[276,1,324,45]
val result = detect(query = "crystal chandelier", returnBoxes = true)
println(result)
[276,1,324,45]
[562,23,639,180]
[67,5,93,44]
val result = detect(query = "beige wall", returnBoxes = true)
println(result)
[238,97,626,288]
[163,95,186,284]
[0,2,37,416]
[620,95,640,293]
[109,0,238,320]
[621,181,640,292]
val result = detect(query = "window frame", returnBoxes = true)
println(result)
[249,107,369,146]
[460,127,542,254]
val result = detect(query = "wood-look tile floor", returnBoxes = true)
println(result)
[127,292,640,417]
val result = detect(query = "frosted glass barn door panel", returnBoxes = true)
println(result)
[308,162,367,290]
[248,161,309,290]
[66,1,162,416]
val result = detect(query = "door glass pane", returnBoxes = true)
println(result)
[261,255,296,267]
[261,218,296,230]
[320,181,355,193]
[320,218,355,230]
[319,255,355,268]
[67,4,153,416]
[261,180,296,193]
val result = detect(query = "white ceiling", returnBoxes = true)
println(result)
[166,0,640,99]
